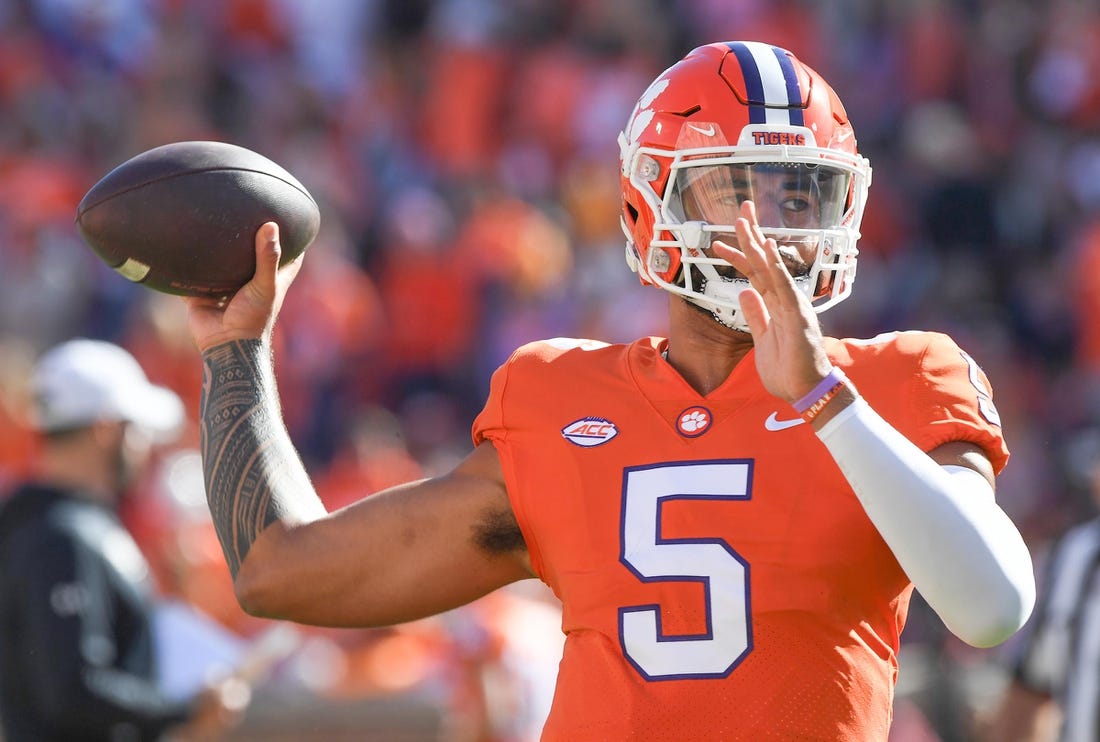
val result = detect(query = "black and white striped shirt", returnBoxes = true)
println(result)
[1017,517,1100,742]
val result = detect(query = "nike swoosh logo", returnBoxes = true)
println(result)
[764,412,805,431]
[687,123,716,137]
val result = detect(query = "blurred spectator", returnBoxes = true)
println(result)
[0,339,246,741]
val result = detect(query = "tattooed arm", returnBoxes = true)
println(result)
[186,224,531,627]
[200,339,325,578]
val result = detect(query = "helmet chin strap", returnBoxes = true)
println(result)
[674,221,775,332]
[686,263,752,332]
[685,264,817,333]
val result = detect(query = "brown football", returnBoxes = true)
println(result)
[76,141,320,298]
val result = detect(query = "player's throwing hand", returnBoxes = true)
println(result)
[185,222,304,353]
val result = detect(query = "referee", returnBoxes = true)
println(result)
[985,431,1100,742]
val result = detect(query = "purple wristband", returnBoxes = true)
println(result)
[791,366,848,414]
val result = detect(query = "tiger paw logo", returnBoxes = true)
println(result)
[676,406,712,438]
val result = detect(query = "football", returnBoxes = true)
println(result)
[76,140,320,298]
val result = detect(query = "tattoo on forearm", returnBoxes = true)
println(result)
[200,340,313,578]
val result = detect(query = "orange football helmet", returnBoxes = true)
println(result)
[618,41,872,331]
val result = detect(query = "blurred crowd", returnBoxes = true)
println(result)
[0,0,1099,739]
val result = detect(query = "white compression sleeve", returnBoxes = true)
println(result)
[816,397,1036,648]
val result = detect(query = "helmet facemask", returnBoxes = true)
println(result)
[621,121,870,333]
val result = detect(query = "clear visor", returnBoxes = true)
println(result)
[668,162,852,231]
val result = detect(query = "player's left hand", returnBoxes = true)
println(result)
[711,200,832,404]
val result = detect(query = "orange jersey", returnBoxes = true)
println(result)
[472,331,1008,741]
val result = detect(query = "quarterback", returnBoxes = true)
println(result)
[185,41,1035,740]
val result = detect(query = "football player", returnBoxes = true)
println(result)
[184,41,1035,740]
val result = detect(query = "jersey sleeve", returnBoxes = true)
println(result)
[907,332,1009,473]
[472,360,509,448]
[471,344,545,580]
[472,337,608,449]
[470,337,612,583]
[837,331,1010,474]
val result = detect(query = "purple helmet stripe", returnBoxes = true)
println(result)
[769,46,805,126]
[726,42,768,124]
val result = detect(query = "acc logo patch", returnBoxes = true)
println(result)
[562,417,619,447]
[676,405,712,438]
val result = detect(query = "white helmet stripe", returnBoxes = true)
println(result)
[727,42,805,126]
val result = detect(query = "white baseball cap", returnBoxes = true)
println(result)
[32,338,185,439]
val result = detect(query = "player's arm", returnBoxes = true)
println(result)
[822,405,1035,648]
[720,201,1035,649]
[242,442,531,627]
[204,361,530,626]
[187,224,532,628]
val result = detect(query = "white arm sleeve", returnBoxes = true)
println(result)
[816,396,1036,648]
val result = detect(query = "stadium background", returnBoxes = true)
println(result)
[0,0,1098,739]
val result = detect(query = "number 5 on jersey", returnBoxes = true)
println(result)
[619,460,754,680]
